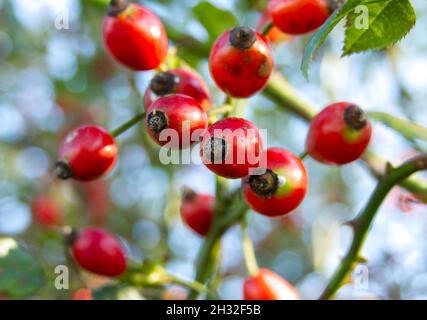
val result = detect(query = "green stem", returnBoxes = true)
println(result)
[368,111,427,145]
[168,274,216,298]
[320,154,427,299]
[241,218,259,277]
[111,112,146,138]
[261,21,274,36]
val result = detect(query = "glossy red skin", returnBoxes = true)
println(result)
[209,29,273,98]
[72,288,93,300]
[244,269,300,300]
[72,228,127,277]
[31,197,62,228]
[268,0,330,35]
[180,193,214,236]
[144,69,212,111]
[200,118,263,179]
[306,102,372,165]
[58,125,118,181]
[145,94,208,149]
[242,148,308,217]
[103,4,168,71]
[257,11,292,44]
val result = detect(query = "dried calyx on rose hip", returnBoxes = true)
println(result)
[200,118,263,179]
[243,268,300,300]
[145,94,208,149]
[144,69,211,111]
[180,188,214,237]
[242,148,308,217]
[55,125,118,182]
[209,26,274,98]
[68,227,127,277]
[268,0,331,35]
[103,0,168,71]
[306,102,372,165]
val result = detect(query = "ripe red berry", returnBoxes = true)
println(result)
[209,27,274,98]
[71,227,127,277]
[103,0,168,71]
[180,188,214,236]
[144,69,211,111]
[162,286,188,300]
[306,102,372,165]
[243,269,300,300]
[242,148,308,217]
[31,197,62,228]
[257,11,292,44]
[56,125,118,182]
[268,0,331,35]
[145,94,208,149]
[200,118,263,179]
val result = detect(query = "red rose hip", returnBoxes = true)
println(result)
[180,188,214,236]
[145,94,208,149]
[72,289,93,300]
[268,0,331,35]
[56,125,118,181]
[71,227,127,277]
[144,69,211,111]
[103,0,168,71]
[200,118,263,179]
[31,197,62,228]
[244,269,300,300]
[306,102,372,165]
[209,27,273,98]
[242,148,308,217]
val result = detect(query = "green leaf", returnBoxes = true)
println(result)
[192,1,237,44]
[301,0,416,78]
[369,112,427,144]
[344,0,416,55]
[0,247,47,298]
[301,0,362,79]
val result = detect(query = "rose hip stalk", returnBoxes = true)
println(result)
[242,147,308,217]
[306,102,372,165]
[200,118,263,179]
[144,69,211,111]
[56,125,118,182]
[209,27,274,98]
[103,0,168,71]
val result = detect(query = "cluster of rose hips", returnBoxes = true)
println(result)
[31,0,373,299]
